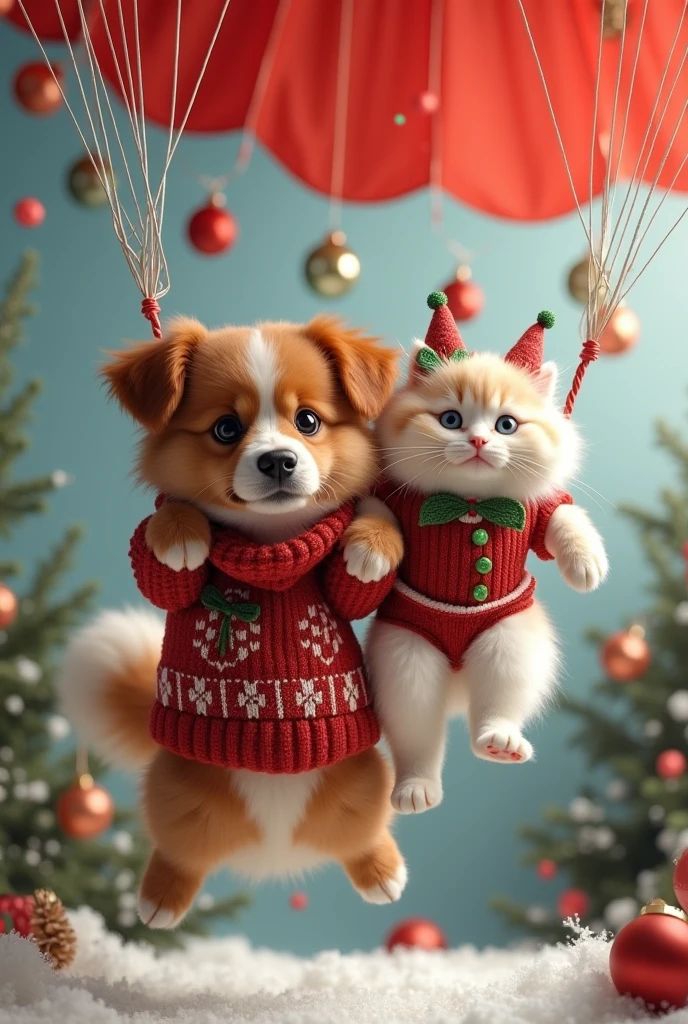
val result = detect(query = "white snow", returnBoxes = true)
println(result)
[0,907,677,1023]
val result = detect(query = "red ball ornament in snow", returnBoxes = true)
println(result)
[557,888,589,919]
[673,849,688,916]
[13,62,63,116]
[441,266,484,322]
[187,194,237,256]
[600,626,651,682]
[656,749,687,780]
[289,890,308,911]
[537,859,558,880]
[13,197,46,228]
[385,917,448,952]
[610,900,688,1010]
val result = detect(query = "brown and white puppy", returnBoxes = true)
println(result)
[58,316,406,929]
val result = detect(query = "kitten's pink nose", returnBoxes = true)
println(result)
[469,436,487,449]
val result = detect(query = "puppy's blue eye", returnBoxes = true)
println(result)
[212,415,243,444]
[495,415,518,435]
[295,409,321,436]
[439,410,462,430]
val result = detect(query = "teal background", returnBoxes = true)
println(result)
[2,21,687,956]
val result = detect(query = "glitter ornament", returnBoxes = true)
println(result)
[187,194,238,255]
[610,900,688,1010]
[385,917,447,951]
[304,231,361,297]
[13,62,63,116]
[13,198,46,228]
[600,626,650,681]
[442,265,484,322]
[598,305,640,356]
[656,749,687,780]
[56,774,114,839]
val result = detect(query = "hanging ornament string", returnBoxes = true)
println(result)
[516,0,688,416]
[16,0,233,339]
[328,0,354,232]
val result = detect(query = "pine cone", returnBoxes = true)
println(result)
[0,889,77,970]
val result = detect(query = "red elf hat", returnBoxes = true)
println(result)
[504,310,555,373]
[424,291,467,358]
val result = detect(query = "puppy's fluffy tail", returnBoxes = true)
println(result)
[56,608,163,769]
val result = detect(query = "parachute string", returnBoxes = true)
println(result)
[16,0,232,336]
[328,0,355,231]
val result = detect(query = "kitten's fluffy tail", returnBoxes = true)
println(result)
[56,608,162,769]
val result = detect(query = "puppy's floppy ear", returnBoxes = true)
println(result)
[101,317,206,430]
[305,316,398,420]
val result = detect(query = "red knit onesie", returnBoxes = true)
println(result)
[129,503,395,773]
[375,478,572,670]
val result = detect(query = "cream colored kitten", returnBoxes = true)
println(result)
[364,300,608,814]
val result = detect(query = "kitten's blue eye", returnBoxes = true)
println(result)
[212,415,244,444]
[495,415,518,435]
[439,410,463,430]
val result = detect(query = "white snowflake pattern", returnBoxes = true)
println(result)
[159,669,173,707]
[237,681,266,720]
[298,603,342,666]
[188,677,212,715]
[343,674,360,711]
[295,679,323,718]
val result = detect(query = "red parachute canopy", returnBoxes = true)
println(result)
[9,0,688,220]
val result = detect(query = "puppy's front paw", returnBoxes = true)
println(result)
[557,545,608,592]
[145,502,211,573]
[342,515,403,583]
[391,776,443,814]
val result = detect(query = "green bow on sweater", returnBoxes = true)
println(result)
[419,493,526,531]
[200,585,261,656]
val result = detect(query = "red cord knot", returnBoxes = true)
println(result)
[580,338,600,364]
[141,297,162,339]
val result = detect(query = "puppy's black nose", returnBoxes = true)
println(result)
[257,449,298,479]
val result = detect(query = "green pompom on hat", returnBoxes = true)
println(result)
[505,309,556,373]
[423,290,466,359]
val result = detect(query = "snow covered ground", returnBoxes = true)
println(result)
[0,907,681,1023]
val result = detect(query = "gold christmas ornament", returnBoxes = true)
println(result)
[598,305,640,355]
[566,255,609,306]
[304,231,361,298]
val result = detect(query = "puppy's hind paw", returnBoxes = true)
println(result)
[391,777,443,814]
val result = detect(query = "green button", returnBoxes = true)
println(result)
[471,528,489,546]
[473,584,489,602]
[475,556,493,574]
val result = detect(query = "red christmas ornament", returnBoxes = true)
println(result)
[13,62,63,116]
[610,900,688,1010]
[656,749,687,780]
[557,888,589,919]
[537,859,558,880]
[673,849,688,916]
[56,773,114,839]
[0,0,16,14]
[0,583,18,627]
[0,889,76,969]
[442,266,484,322]
[289,890,308,911]
[13,198,46,229]
[187,194,237,256]
[600,626,651,682]
[385,917,448,952]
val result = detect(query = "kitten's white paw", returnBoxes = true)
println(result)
[156,538,209,572]
[557,545,608,592]
[137,896,180,930]
[473,721,533,764]
[343,540,392,583]
[391,776,443,814]
[357,862,408,905]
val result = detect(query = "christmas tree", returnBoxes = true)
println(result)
[495,410,688,941]
[0,253,247,947]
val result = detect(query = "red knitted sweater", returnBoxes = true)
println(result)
[129,503,395,773]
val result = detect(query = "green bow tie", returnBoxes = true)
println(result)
[419,493,526,531]
[201,585,261,656]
